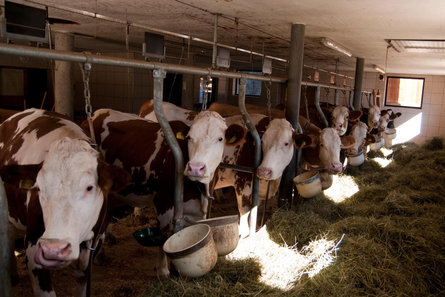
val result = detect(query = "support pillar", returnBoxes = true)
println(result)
[54,32,74,117]
[353,57,364,110]
[279,23,305,207]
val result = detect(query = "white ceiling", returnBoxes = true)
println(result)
[4,0,445,75]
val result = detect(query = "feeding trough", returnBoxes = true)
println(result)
[133,227,166,247]
[163,223,217,278]
[293,171,322,198]
[196,215,239,256]
[346,148,365,166]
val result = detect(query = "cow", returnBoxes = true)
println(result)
[87,108,234,276]
[139,100,198,126]
[0,108,130,297]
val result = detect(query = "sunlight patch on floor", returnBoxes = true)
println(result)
[226,226,343,289]
[323,174,359,203]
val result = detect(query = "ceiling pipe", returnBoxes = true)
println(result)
[212,14,219,69]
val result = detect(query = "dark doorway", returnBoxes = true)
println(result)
[163,73,182,106]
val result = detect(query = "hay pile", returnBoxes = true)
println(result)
[140,138,445,297]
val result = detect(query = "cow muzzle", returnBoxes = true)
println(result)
[327,162,342,174]
[34,239,72,267]
[185,162,207,178]
[257,166,273,180]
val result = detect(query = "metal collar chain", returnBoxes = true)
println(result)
[265,78,272,121]
[80,62,93,118]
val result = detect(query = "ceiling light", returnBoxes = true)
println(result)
[387,39,445,53]
[321,37,352,57]
[374,65,385,74]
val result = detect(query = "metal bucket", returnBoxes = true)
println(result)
[346,148,365,166]
[163,224,217,277]
[196,215,239,256]
[293,171,322,198]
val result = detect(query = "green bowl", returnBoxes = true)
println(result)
[133,227,166,247]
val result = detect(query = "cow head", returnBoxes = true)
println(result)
[331,106,350,136]
[318,128,356,174]
[348,121,369,155]
[367,105,381,129]
[379,109,402,133]
[257,119,311,180]
[184,111,228,184]
[25,137,129,268]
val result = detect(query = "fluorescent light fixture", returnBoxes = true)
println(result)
[321,37,352,57]
[389,39,445,53]
[374,65,385,74]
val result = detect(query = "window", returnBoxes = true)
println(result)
[385,76,424,108]
[234,71,262,97]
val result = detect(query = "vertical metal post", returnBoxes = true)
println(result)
[334,89,339,106]
[0,177,10,297]
[280,23,305,208]
[353,57,364,110]
[212,14,219,69]
[349,90,355,110]
[153,68,185,232]
[238,77,261,236]
[315,86,329,127]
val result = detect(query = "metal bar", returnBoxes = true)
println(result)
[315,86,329,127]
[353,57,365,110]
[349,90,355,110]
[280,23,305,208]
[0,177,10,297]
[334,89,339,106]
[24,0,289,64]
[303,64,355,80]
[153,68,185,232]
[212,14,218,69]
[0,44,286,83]
[219,163,255,174]
[301,81,352,91]
[238,77,260,237]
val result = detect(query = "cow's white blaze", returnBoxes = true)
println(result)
[185,111,227,185]
[349,121,368,155]
[36,138,103,264]
[257,119,295,180]
[331,106,349,136]
[368,105,381,129]
[319,128,342,174]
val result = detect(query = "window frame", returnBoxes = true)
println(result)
[384,76,425,109]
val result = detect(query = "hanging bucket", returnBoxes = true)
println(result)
[385,128,397,140]
[163,224,217,278]
[346,148,365,166]
[133,227,166,247]
[370,136,384,151]
[293,171,322,198]
[196,215,239,256]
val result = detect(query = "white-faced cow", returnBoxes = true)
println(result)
[0,109,130,297]
[87,108,232,276]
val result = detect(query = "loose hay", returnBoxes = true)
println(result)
[140,137,445,296]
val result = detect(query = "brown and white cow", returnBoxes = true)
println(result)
[139,100,198,126]
[88,108,232,276]
[0,109,130,297]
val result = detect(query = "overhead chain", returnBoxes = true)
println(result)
[79,61,96,145]
[265,77,272,121]
[303,85,311,132]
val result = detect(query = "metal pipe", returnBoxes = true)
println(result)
[301,81,352,91]
[353,57,364,110]
[349,90,355,110]
[219,163,255,174]
[315,86,329,128]
[153,68,185,232]
[24,0,289,64]
[0,177,10,297]
[334,89,339,106]
[212,14,219,69]
[0,44,286,83]
[238,77,261,237]
[280,23,305,208]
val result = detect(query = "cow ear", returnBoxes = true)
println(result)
[293,133,312,148]
[349,110,363,122]
[389,112,402,120]
[341,135,356,149]
[0,164,42,189]
[97,159,131,193]
[380,109,389,116]
[225,124,246,145]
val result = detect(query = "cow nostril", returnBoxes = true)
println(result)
[199,165,206,172]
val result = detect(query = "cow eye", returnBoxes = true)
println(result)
[284,142,289,146]
[86,185,94,192]
[185,135,191,140]
[320,143,324,147]
[218,137,223,142]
